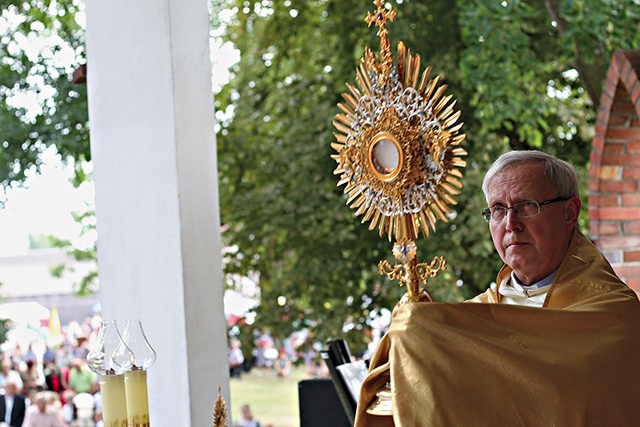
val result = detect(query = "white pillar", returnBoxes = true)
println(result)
[85,0,228,425]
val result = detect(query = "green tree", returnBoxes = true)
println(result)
[213,0,638,350]
[0,0,89,188]
[1,0,638,351]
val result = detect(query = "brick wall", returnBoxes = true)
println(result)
[589,49,640,291]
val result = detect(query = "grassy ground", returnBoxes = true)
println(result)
[230,365,309,427]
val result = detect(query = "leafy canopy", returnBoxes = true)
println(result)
[1,0,638,352]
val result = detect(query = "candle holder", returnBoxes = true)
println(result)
[122,319,156,427]
[86,320,134,427]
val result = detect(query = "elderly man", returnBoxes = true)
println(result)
[355,150,640,426]
[0,380,26,427]
[21,392,65,427]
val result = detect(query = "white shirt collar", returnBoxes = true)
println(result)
[498,271,556,307]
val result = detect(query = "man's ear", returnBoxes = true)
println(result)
[566,196,581,230]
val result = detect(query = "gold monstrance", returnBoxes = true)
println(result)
[331,0,467,303]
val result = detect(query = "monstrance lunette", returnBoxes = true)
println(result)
[331,0,467,302]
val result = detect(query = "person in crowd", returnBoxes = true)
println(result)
[20,359,43,396]
[0,380,26,427]
[254,330,277,376]
[274,348,291,378]
[228,338,245,379]
[0,360,22,392]
[22,344,37,364]
[234,404,261,427]
[60,389,77,424]
[355,150,640,426]
[43,345,57,365]
[44,359,64,397]
[22,391,67,427]
[300,335,320,378]
[67,359,96,395]
[55,344,73,374]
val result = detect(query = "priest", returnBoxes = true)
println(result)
[355,150,640,426]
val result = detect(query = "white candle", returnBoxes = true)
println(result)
[100,374,128,427]
[124,370,150,426]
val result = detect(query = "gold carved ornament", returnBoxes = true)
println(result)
[331,0,467,303]
[212,386,228,427]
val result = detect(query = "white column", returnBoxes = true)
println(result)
[85,0,228,425]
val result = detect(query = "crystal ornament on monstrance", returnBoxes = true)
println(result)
[331,0,466,303]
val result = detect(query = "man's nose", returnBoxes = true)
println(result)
[504,209,523,231]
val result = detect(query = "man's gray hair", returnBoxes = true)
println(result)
[482,150,579,201]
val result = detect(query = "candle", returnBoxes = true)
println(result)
[122,319,156,427]
[124,369,150,427]
[100,374,128,426]
[86,321,134,427]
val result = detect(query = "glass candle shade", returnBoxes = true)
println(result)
[122,319,156,427]
[86,321,133,427]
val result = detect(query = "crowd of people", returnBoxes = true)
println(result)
[0,316,103,427]
[228,329,328,381]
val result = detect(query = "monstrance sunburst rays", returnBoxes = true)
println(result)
[331,0,467,300]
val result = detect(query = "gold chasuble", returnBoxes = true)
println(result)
[355,230,640,426]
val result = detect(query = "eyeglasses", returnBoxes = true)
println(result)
[481,196,570,223]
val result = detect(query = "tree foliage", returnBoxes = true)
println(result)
[0,0,88,189]
[213,0,638,351]
[1,0,638,352]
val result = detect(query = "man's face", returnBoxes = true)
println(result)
[486,162,579,285]
[5,382,16,396]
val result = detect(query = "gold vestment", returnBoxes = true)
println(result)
[355,231,640,426]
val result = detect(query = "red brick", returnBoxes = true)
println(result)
[603,76,618,99]
[626,50,640,65]
[607,112,632,127]
[590,165,621,180]
[588,178,600,191]
[606,127,640,140]
[596,106,611,125]
[590,207,640,221]
[590,150,603,165]
[627,70,639,92]
[622,167,640,179]
[625,279,640,291]
[632,83,640,106]
[632,117,640,127]
[597,221,623,235]
[627,141,640,153]
[622,193,640,206]
[598,180,638,193]
[589,194,619,207]
[594,121,607,138]
[595,235,640,249]
[600,90,614,111]
[620,58,632,84]
[624,250,640,262]
[603,141,625,154]
[591,133,604,151]
[612,264,640,278]
[623,221,640,235]
[611,100,636,114]
[601,153,638,166]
